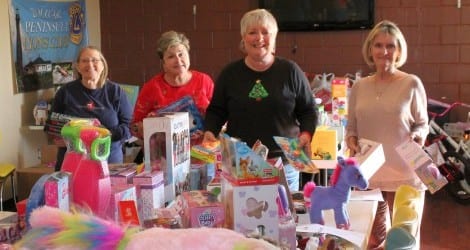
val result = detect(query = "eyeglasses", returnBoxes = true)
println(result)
[79,58,102,64]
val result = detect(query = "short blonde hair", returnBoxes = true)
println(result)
[157,30,190,60]
[239,9,278,52]
[76,45,109,88]
[240,9,278,36]
[362,20,408,68]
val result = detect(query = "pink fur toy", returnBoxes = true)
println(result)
[14,206,279,250]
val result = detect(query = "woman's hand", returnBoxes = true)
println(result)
[410,132,424,146]
[298,132,312,159]
[202,131,217,145]
[346,136,360,156]
[130,122,144,139]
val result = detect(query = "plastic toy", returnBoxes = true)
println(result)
[33,100,49,126]
[303,156,368,229]
[60,119,112,218]
[14,206,279,250]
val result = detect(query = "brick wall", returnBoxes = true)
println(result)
[100,0,470,121]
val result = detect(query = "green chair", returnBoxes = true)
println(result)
[0,163,17,211]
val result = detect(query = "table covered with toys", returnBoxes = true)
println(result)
[2,111,387,250]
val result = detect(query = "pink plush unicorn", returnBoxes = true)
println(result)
[303,156,368,230]
[13,206,279,250]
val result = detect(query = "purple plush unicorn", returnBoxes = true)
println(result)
[303,156,368,229]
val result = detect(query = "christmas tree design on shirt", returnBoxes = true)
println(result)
[248,79,268,101]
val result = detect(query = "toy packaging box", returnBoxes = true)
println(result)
[180,190,225,228]
[107,184,137,223]
[221,176,280,245]
[44,171,70,211]
[132,171,165,220]
[354,138,385,180]
[310,126,338,160]
[156,95,204,135]
[190,144,223,171]
[143,112,191,203]
[219,134,280,185]
[109,163,138,186]
[273,136,318,173]
[395,140,448,194]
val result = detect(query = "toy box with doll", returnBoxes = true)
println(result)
[180,190,225,228]
[132,171,165,220]
[44,172,70,212]
[143,112,190,203]
[219,134,280,185]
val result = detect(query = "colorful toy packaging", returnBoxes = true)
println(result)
[180,190,225,228]
[132,171,165,221]
[107,184,137,223]
[219,134,280,185]
[44,172,70,211]
[143,112,190,203]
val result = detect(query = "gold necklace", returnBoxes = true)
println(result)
[374,82,392,100]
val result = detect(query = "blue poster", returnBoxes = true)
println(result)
[8,0,88,93]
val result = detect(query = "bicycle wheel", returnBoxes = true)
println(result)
[442,151,470,205]
[442,151,467,181]
[446,180,470,205]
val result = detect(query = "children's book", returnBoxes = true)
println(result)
[156,95,204,135]
[273,136,319,173]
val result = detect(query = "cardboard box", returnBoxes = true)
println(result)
[221,176,279,244]
[311,126,337,160]
[44,171,70,211]
[355,138,385,180]
[107,184,137,223]
[219,134,279,185]
[181,190,225,228]
[395,140,448,194]
[109,163,137,185]
[143,113,191,203]
[133,171,165,220]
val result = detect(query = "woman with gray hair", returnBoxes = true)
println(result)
[131,30,214,147]
[50,45,133,171]
[203,9,318,192]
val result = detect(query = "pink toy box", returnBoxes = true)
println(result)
[143,113,190,203]
[107,184,137,223]
[109,163,138,185]
[180,190,225,228]
[132,171,165,220]
[44,172,70,211]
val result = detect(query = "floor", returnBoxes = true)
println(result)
[420,189,469,250]
[2,188,468,249]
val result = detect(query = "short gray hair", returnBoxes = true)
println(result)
[240,9,278,36]
[157,31,190,59]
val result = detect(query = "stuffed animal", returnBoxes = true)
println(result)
[303,156,368,230]
[13,206,280,250]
